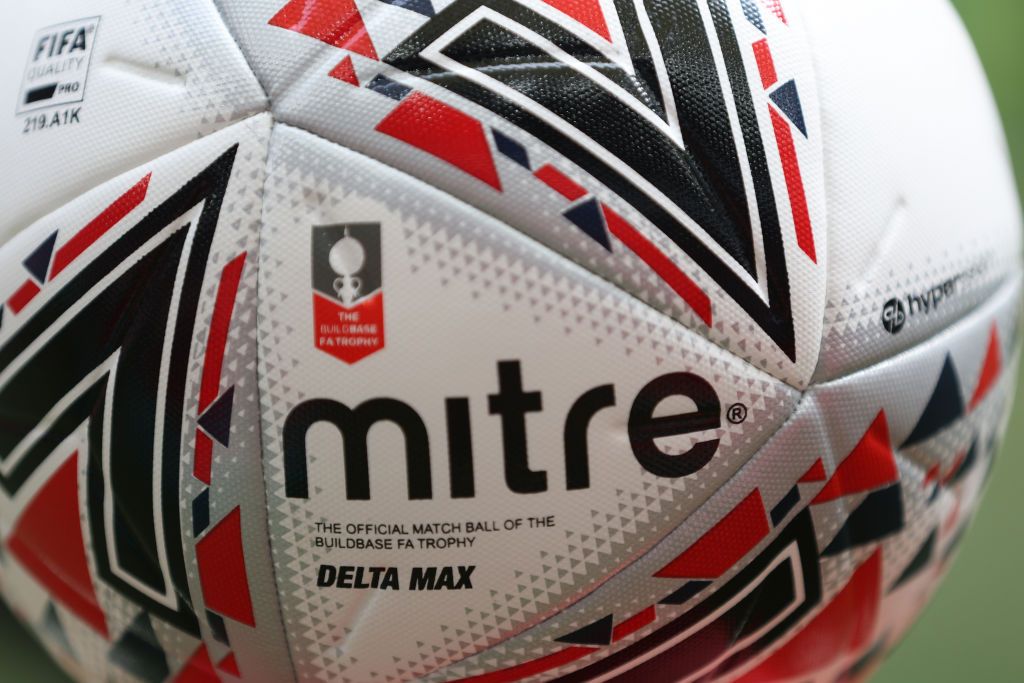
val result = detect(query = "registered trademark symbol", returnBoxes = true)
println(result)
[727,403,748,424]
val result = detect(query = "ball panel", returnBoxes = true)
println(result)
[802,0,1023,382]
[0,115,293,683]
[255,121,802,681]
[0,0,266,250]
[422,268,1018,683]
[216,0,831,387]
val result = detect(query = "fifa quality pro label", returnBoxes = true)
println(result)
[17,17,99,114]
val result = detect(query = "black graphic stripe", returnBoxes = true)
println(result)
[0,145,239,635]
[386,0,796,358]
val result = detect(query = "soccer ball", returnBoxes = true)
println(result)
[0,0,1019,681]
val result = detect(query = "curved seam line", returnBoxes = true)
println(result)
[205,0,817,388]
[811,268,1016,383]
[271,120,799,388]
[246,118,303,683]
[432,271,1019,680]
[253,122,1017,679]
[208,0,271,105]
[149,11,1019,674]
[201,3,295,681]
[274,117,1021,391]
[424,386,812,681]
[269,120,810,681]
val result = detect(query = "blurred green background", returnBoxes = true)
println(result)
[875,0,1024,680]
[0,0,1021,681]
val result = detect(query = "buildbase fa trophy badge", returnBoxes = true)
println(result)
[311,224,384,364]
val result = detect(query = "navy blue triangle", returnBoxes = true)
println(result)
[378,0,435,15]
[770,485,800,526]
[823,484,904,556]
[660,580,711,605]
[492,130,530,169]
[198,386,234,448]
[893,530,936,590]
[741,0,766,33]
[367,74,412,101]
[902,355,965,448]
[564,199,612,251]
[207,611,230,646]
[109,613,169,683]
[23,231,57,283]
[192,488,210,537]
[556,614,614,646]
[770,80,808,137]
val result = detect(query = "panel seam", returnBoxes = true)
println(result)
[248,118,303,683]
[248,118,1020,680]
[201,3,298,681]
[207,0,272,108]
[270,121,798,389]
[268,119,809,681]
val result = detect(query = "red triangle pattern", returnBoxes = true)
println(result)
[813,411,898,505]
[329,56,360,86]
[969,324,1002,410]
[611,606,656,643]
[601,203,713,325]
[269,0,378,60]
[798,459,826,483]
[196,507,256,627]
[218,652,242,677]
[376,92,503,190]
[6,452,108,637]
[735,549,881,682]
[540,0,611,40]
[655,490,769,579]
[174,645,219,683]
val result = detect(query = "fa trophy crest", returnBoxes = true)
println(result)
[311,224,384,364]
[329,228,365,306]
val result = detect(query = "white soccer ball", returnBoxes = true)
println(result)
[0,1,1018,682]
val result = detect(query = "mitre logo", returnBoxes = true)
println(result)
[282,361,724,502]
[312,223,385,364]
